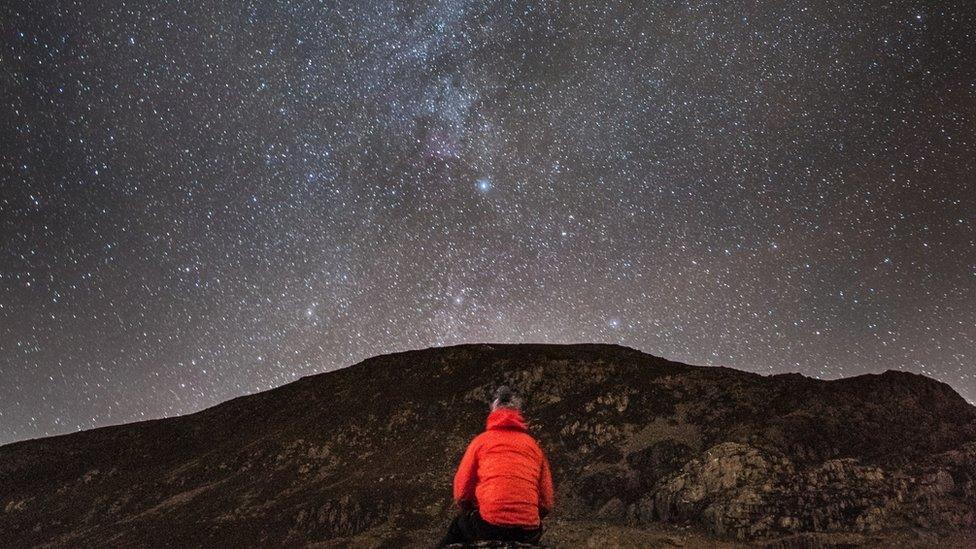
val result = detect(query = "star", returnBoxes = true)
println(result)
[0,0,972,444]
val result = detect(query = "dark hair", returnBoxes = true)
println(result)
[491,385,521,410]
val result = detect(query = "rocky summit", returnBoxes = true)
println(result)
[1,344,975,547]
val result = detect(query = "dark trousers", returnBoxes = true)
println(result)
[439,509,543,546]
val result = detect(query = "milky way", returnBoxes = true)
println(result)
[1,1,974,444]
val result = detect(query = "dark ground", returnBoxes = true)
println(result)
[1,344,974,547]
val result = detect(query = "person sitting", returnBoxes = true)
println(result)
[439,386,555,546]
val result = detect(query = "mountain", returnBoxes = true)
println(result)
[1,344,974,547]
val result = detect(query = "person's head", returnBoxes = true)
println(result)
[490,385,522,411]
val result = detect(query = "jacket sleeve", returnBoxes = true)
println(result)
[538,450,555,513]
[453,437,480,505]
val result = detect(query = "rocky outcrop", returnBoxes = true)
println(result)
[1,344,974,547]
[639,441,976,540]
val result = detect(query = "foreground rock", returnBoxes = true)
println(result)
[643,441,976,539]
[1,344,974,547]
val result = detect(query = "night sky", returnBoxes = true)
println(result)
[2,1,974,445]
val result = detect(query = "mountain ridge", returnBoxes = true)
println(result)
[1,344,960,450]
[2,343,974,547]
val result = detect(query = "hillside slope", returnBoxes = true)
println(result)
[1,344,974,547]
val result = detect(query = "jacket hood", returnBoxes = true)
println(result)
[486,407,528,432]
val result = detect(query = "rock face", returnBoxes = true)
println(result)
[1,344,974,547]
[643,441,976,540]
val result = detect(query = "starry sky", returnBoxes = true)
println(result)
[1,1,974,445]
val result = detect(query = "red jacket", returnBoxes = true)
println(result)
[453,408,555,527]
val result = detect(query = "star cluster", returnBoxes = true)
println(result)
[1,1,974,444]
